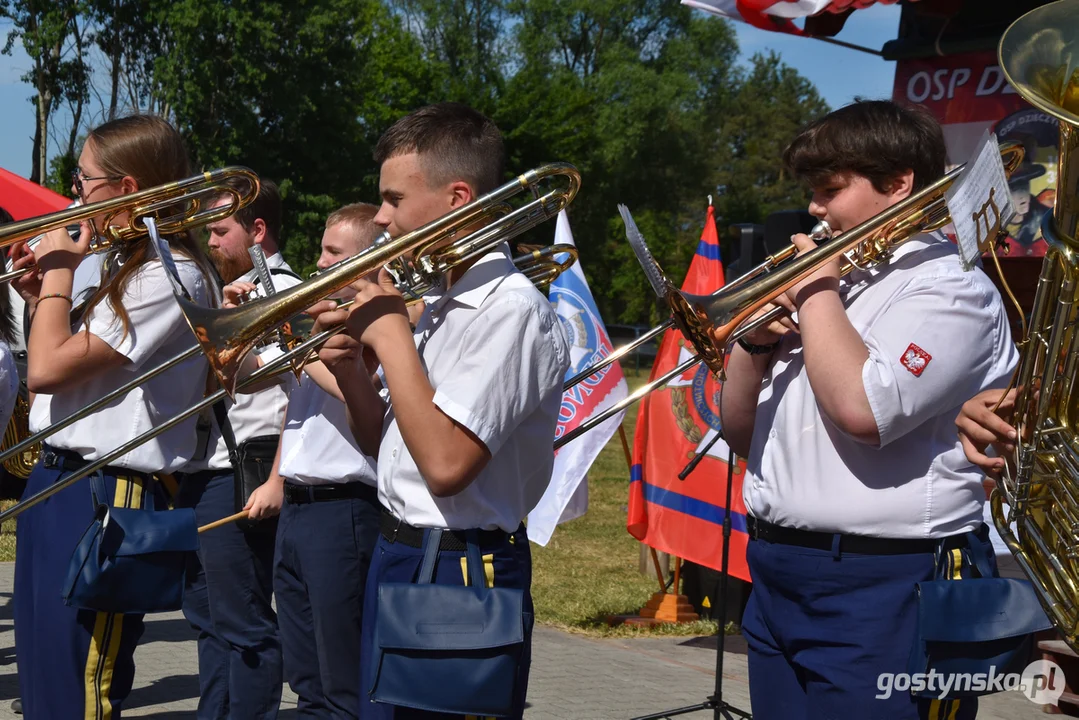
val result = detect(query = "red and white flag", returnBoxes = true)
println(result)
[681,0,907,35]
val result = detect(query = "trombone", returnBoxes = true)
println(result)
[0,166,260,284]
[279,243,578,378]
[554,144,1026,450]
[0,163,581,523]
[0,244,580,480]
[173,163,580,395]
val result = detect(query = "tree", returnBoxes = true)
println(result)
[713,51,830,232]
[502,4,745,323]
[390,0,506,110]
[86,0,169,122]
[0,0,90,184]
[6,0,833,325]
[149,0,434,274]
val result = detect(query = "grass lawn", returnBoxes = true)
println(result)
[0,369,722,638]
[530,370,721,637]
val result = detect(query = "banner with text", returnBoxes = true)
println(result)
[893,49,1058,258]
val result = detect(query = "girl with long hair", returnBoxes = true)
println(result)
[11,114,218,718]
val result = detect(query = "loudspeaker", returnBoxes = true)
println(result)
[724,223,765,282]
[724,209,819,282]
[763,209,819,255]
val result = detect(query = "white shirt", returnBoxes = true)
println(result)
[279,375,377,486]
[185,252,301,471]
[29,258,214,473]
[743,233,1019,539]
[8,248,104,354]
[378,244,571,532]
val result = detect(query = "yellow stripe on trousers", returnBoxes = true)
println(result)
[930,549,966,720]
[462,553,497,720]
[83,475,144,720]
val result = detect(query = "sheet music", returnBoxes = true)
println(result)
[945,130,1016,271]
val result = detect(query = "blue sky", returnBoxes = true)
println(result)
[0,4,901,180]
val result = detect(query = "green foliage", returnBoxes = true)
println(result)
[150,0,432,269]
[13,0,832,325]
[45,151,78,197]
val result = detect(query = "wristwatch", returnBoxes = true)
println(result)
[737,338,778,355]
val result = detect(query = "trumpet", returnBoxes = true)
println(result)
[0,164,580,523]
[554,145,1026,450]
[0,166,260,283]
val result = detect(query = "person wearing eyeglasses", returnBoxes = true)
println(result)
[9,115,218,719]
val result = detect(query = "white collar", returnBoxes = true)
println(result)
[238,250,287,284]
[424,243,516,314]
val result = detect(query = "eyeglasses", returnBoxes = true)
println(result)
[71,168,123,197]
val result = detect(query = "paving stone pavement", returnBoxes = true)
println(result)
[0,562,1056,718]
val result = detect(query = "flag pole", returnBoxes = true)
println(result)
[620,423,668,594]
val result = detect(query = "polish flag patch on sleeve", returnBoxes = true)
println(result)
[900,343,932,377]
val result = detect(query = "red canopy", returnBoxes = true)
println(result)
[0,166,70,221]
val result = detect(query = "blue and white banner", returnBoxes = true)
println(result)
[529,210,629,546]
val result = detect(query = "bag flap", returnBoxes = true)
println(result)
[916,578,1052,643]
[102,507,199,556]
[376,583,524,652]
[238,434,280,461]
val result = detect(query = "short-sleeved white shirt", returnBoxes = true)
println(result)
[8,246,104,354]
[279,374,377,486]
[29,257,214,474]
[377,243,571,532]
[184,253,301,471]
[743,233,1019,539]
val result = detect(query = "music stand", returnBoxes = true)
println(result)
[629,441,752,720]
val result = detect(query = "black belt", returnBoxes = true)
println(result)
[379,507,509,552]
[283,481,378,505]
[745,516,987,555]
[40,444,152,481]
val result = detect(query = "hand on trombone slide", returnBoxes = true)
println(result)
[309,268,411,350]
[305,267,408,377]
[785,230,842,307]
[715,231,844,351]
[222,280,257,308]
[8,221,94,303]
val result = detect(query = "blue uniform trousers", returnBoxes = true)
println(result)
[358,520,533,720]
[742,523,997,720]
[14,452,162,719]
[176,470,282,719]
[274,483,381,718]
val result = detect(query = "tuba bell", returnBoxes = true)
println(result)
[991,0,1079,652]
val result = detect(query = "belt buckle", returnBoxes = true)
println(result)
[391,517,401,544]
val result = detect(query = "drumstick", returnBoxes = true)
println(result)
[197,510,249,533]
